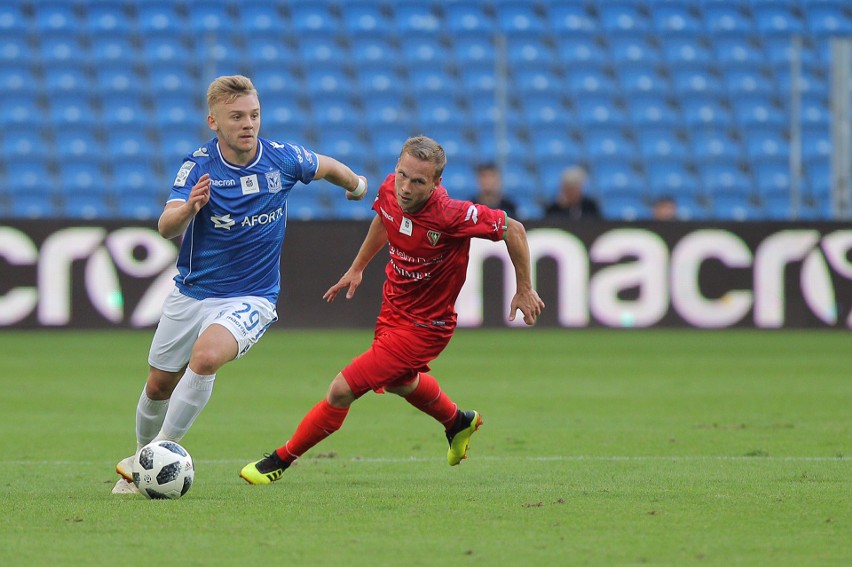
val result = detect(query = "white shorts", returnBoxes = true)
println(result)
[148,288,278,372]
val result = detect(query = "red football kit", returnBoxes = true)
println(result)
[341,174,509,397]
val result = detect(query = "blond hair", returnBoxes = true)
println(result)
[206,75,258,111]
[400,135,447,179]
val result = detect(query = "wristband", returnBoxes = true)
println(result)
[350,177,366,198]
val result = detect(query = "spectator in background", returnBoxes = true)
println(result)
[470,162,517,219]
[652,195,678,220]
[544,166,601,221]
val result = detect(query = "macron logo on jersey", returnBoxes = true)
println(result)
[211,214,235,230]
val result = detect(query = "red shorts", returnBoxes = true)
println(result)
[342,307,453,398]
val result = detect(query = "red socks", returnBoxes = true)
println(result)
[276,400,349,463]
[404,373,458,429]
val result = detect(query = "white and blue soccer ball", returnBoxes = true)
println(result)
[132,440,194,500]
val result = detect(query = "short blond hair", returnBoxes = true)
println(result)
[400,135,447,179]
[207,75,258,111]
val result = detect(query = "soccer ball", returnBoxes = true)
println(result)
[132,440,194,500]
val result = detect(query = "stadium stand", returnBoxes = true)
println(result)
[0,0,846,220]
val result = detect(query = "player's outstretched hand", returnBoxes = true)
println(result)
[323,268,363,303]
[188,173,211,213]
[509,288,545,325]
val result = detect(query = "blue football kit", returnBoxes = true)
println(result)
[166,137,319,303]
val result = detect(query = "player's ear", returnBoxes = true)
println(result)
[207,113,217,132]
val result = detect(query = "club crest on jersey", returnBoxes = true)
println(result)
[265,170,282,193]
[241,174,259,195]
[400,217,413,236]
[427,230,441,246]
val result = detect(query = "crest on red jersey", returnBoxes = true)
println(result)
[427,230,441,246]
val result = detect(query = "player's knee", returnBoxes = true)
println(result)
[189,344,225,375]
[326,374,355,408]
[146,368,181,399]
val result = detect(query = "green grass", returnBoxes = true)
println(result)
[0,329,849,566]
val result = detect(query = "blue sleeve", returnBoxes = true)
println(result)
[287,143,319,184]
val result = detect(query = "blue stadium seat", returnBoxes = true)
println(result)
[495,2,546,33]
[93,62,139,95]
[628,94,679,127]
[33,1,78,33]
[424,125,476,164]
[806,3,852,33]
[413,93,461,127]
[690,130,743,161]
[158,128,202,161]
[558,36,607,65]
[801,125,831,165]
[616,65,670,96]
[344,1,392,33]
[6,157,54,195]
[584,128,637,162]
[548,3,596,34]
[188,1,231,33]
[409,65,455,96]
[698,163,753,195]
[679,95,733,128]
[0,3,27,34]
[90,33,136,65]
[452,33,496,66]
[652,2,703,35]
[575,97,627,128]
[506,35,555,66]
[100,95,148,128]
[2,125,45,159]
[600,194,647,221]
[285,188,327,221]
[244,32,292,65]
[659,37,714,65]
[518,93,571,128]
[711,193,755,221]
[55,127,101,161]
[139,34,188,65]
[513,64,560,96]
[38,34,82,66]
[298,33,343,64]
[309,93,361,128]
[352,36,397,65]
[8,193,60,219]
[58,161,107,194]
[313,124,363,161]
[608,36,660,66]
[565,66,616,96]
[151,91,201,129]
[721,67,773,96]
[445,2,493,33]
[0,62,38,95]
[477,129,530,164]
[731,95,785,129]
[637,127,688,160]
[137,1,183,34]
[457,62,498,95]
[531,126,584,162]
[290,2,340,33]
[743,128,790,163]
[799,94,830,127]
[115,193,164,221]
[105,127,153,161]
[592,159,642,197]
[252,68,303,99]
[714,36,764,67]
[43,65,89,95]
[670,66,724,96]
[84,0,132,35]
[703,3,754,35]
[392,3,440,33]
[63,192,113,220]
[646,161,700,198]
[241,1,285,33]
[753,3,804,35]
[2,94,43,127]
[305,63,351,96]
[0,36,31,64]
[599,2,650,34]
[753,160,791,196]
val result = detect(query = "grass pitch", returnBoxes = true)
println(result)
[0,329,848,566]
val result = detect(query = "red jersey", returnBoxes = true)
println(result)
[372,174,508,331]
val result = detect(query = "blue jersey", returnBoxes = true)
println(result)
[166,137,319,303]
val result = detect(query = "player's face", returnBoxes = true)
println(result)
[208,94,261,165]
[394,152,440,213]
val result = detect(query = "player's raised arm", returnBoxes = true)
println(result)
[503,216,545,325]
[324,215,389,303]
[158,173,211,239]
[314,153,368,201]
